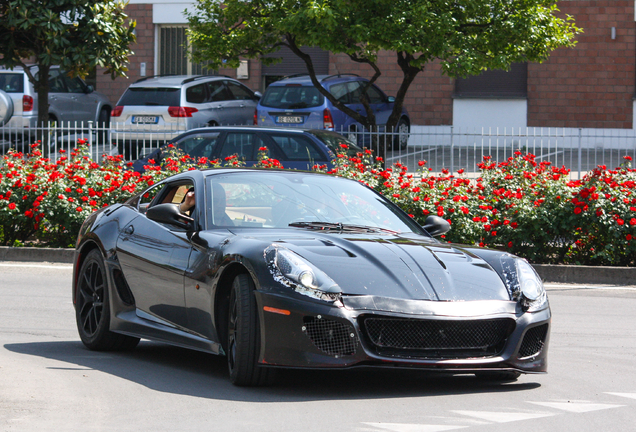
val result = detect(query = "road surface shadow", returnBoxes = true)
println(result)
[4,340,541,402]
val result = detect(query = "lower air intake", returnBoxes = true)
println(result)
[303,316,356,356]
[361,316,515,359]
[518,324,549,358]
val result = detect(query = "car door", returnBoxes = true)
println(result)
[116,180,196,329]
[225,81,258,125]
[62,74,97,123]
[205,80,238,125]
[47,69,73,123]
[366,84,392,127]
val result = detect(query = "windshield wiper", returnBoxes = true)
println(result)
[288,221,398,234]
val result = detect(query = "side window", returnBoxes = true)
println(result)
[161,184,193,206]
[186,84,208,104]
[226,81,254,100]
[270,134,323,161]
[136,183,165,212]
[218,133,260,160]
[64,76,86,93]
[207,81,232,102]
[176,133,220,158]
[366,85,386,104]
[330,83,349,103]
[48,69,66,93]
[347,82,364,104]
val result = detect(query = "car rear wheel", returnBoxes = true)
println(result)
[75,249,140,351]
[227,273,275,386]
[393,118,410,150]
[97,108,110,144]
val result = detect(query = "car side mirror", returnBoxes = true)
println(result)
[423,215,450,237]
[387,96,395,103]
[146,203,194,229]
[85,85,94,94]
[254,91,262,100]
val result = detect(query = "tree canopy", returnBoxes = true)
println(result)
[0,0,136,127]
[186,0,580,135]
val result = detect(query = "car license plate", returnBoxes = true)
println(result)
[277,116,303,124]
[132,116,159,124]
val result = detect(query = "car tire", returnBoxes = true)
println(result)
[346,127,358,145]
[75,249,140,351]
[393,118,410,150]
[227,273,275,386]
[474,371,521,382]
[97,108,110,144]
[0,90,14,126]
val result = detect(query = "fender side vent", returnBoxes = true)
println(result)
[113,269,135,306]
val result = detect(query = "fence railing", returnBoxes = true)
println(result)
[2,122,635,178]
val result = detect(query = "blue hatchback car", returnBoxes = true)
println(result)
[255,74,411,149]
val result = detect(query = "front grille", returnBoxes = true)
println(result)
[360,316,515,359]
[303,316,356,356]
[518,324,549,358]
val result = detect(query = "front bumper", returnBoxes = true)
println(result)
[255,290,550,373]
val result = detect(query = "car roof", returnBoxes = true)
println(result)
[269,74,365,87]
[175,126,326,136]
[130,75,227,88]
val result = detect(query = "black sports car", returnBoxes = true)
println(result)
[72,168,550,386]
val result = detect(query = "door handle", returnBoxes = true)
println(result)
[124,225,134,235]
[239,104,245,108]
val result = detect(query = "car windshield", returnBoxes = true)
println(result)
[308,130,363,156]
[205,172,425,234]
[260,85,324,109]
[0,73,24,93]
[118,87,181,106]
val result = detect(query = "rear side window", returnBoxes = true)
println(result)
[118,88,181,106]
[186,84,207,104]
[218,133,262,160]
[260,85,324,109]
[270,134,323,161]
[0,74,24,93]
[176,133,220,157]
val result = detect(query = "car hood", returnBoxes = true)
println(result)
[233,230,510,302]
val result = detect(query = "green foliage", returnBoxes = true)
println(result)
[186,0,580,132]
[0,0,136,125]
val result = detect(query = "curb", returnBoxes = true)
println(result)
[0,246,75,264]
[1,246,634,285]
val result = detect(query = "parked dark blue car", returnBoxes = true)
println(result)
[255,74,411,149]
[132,126,362,172]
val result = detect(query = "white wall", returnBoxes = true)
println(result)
[452,99,527,130]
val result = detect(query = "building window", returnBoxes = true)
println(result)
[159,25,216,76]
[454,63,527,98]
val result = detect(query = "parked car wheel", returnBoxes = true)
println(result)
[227,273,275,386]
[97,108,110,144]
[75,249,140,351]
[393,118,410,150]
[0,90,14,126]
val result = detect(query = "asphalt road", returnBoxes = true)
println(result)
[1,262,636,432]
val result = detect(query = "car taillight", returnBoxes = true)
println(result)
[111,106,123,117]
[323,108,334,129]
[168,106,198,117]
[23,95,33,112]
[254,108,258,125]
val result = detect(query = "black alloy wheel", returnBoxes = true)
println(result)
[227,273,275,386]
[75,249,139,351]
[393,118,410,150]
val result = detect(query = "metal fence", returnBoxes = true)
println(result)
[2,122,636,178]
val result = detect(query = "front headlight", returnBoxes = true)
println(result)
[501,255,548,312]
[265,245,342,303]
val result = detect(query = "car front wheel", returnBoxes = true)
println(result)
[75,249,139,351]
[227,273,274,386]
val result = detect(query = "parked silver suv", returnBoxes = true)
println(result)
[0,65,112,136]
[110,75,261,158]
